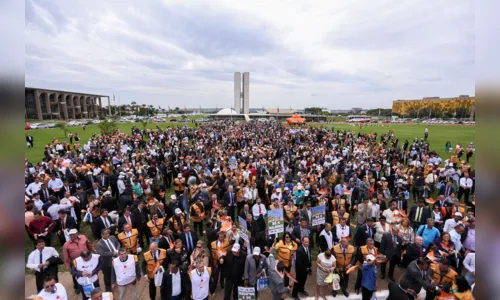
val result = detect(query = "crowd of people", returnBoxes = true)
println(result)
[25,120,476,300]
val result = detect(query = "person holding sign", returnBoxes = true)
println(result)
[274,232,298,287]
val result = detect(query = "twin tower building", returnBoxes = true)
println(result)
[234,72,249,114]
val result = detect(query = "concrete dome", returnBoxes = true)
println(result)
[216,108,238,115]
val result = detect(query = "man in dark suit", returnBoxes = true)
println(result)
[223,185,236,221]
[158,228,175,251]
[117,207,136,232]
[132,201,150,248]
[118,189,133,212]
[238,204,252,220]
[401,258,440,295]
[101,191,116,212]
[55,210,77,246]
[292,237,312,300]
[353,217,376,247]
[60,181,72,199]
[160,260,188,300]
[291,218,314,248]
[88,182,101,200]
[387,279,417,300]
[91,208,115,240]
[402,236,425,267]
[408,200,430,231]
[95,229,120,292]
[71,180,87,195]
[39,183,53,203]
[84,172,96,189]
[394,196,408,214]
[438,181,455,197]
[380,227,403,281]
[96,172,110,189]
[179,224,198,258]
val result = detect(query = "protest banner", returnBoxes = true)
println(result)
[238,216,251,248]
[311,205,326,226]
[238,286,255,300]
[267,208,284,235]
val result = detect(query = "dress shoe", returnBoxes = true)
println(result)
[355,288,360,295]
[381,274,385,279]
[331,290,337,297]
[294,297,301,300]
[74,288,81,295]
[300,291,309,296]
[342,290,350,297]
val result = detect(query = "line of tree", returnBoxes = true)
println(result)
[365,108,392,116]
[394,106,473,119]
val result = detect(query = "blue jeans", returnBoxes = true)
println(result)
[465,272,475,285]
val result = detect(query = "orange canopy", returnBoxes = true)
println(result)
[286,114,306,125]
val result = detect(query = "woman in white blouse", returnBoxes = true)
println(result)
[374,216,391,248]
[399,218,415,249]
[431,205,444,230]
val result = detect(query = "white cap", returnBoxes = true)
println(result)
[170,195,177,200]
[178,174,182,178]
[68,229,78,235]
[252,247,261,255]
[454,212,463,217]
[366,254,375,261]
[175,208,182,214]
[105,191,111,195]
[304,190,310,196]
[278,178,283,183]
[87,171,92,175]
[448,163,453,167]
[119,175,125,179]
[183,167,187,170]
[398,179,404,183]
[381,177,386,180]
[276,188,281,193]
[231,243,240,252]
[201,183,207,187]
[284,187,289,191]
[297,172,302,176]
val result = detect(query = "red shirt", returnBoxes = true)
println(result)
[28,216,54,236]
[63,235,95,266]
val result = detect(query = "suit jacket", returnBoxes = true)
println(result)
[91,216,114,240]
[387,281,415,300]
[300,208,313,224]
[95,236,120,267]
[160,269,189,300]
[380,231,402,261]
[408,206,430,225]
[179,232,198,253]
[239,209,253,221]
[402,243,424,267]
[118,215,137,232]
[295,245,312,274]
[291,225,313,246]
[96,175,110,188]
[158,236,174,251]
[223,191,236,207]
[132,207,149,227]
[401,260,436,294]
[268,255,290,300]
[353,224,375,247]
[356,203,371,224]
[244,254,268,286]
[55,216,77,232]
[39,188,53,203]
[438,185,455,196]
[71,181,87,195]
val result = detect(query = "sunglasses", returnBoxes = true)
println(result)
[44,284,55,289]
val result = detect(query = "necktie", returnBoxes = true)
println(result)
[418,246,422,257]
[62,218,66,230]
[105,239,116,252]
[44,189,48,200]
[103,217,110,228]
[187,233,193,251]
[258,205,262,215]
[126,216,132,228]
[415,207,421,222]
[230,193,233,205]
[153,252,157,262]
[368,227,372,237]
[342,247,345,255]
[399,201,402,210]
[39,250,43,265]
[305,247,310,261]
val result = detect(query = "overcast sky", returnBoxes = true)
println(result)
[25,0,474,109]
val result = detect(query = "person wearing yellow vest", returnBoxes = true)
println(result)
[274,232,298,287]
[210,231,231,289]
[354,238,378,295]
[70,250,102,300]
[146,213,164,244]
[333,238,356,297]
[332,206,350,226]
[117,223,141,255]
[36,275,68,300]
[111,248,141,300]
[331,194,347,212]
[141,242,167,300]
[284,199,297,225]
[426,258,458,300]
[269,198,283,210]
[174,174,186,197]
[168,208,186,237]
[190,198,206,236]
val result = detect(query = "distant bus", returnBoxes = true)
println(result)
[347,115,371,123]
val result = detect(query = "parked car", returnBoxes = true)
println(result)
[169,119,177,122]
[46,123,56,128]
[30,123,49,129]
[194,118,209,123]
[67,121,81,126]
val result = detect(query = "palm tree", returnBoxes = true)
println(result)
[55,122,68,138]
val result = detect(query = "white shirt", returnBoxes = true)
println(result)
[171,270,182,296]
[191,267,210,300]
[463,252,475,273]
[449,229,463,252]
[37,282,68,300]
[460,177,473,188]
[118,180,126,194]
[26,181,42,196]
[33,198,44,211]
[26,246,60,272]
[443,219,462,233]
[48,178,64,190]
[382,209,397,224]
[252,203,267,218]
[47,204,72,220]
